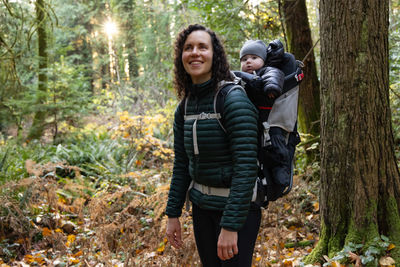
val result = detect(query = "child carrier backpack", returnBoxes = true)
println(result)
[180,52,303,208]
[224,52,303,207]
[256,52,303,207]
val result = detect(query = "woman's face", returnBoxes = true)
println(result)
[182,30,213,84]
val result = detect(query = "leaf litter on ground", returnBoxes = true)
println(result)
[0,159,322,266]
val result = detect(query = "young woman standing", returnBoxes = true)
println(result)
[165,24,261,267]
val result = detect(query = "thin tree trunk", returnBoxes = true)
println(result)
[282,0,320,137]
[27,0,48,141]
[305,0,400,264]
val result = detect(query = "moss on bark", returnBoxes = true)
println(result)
[303,221,328,264]
[385,197,400,263]
[326,220,347,258]
[309,201,399,266]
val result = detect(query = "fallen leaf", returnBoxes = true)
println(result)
[306,234,314,240]
[24,254,34,263]
[69,257,80,264]
[348,251,362,267]
[33,255,45,265]
[61,223,75,234]
[15,238,25,244]
[387,243,395,251]
[66,234,76,247]
[283,259,293,267]
[72,250,83,257]
[313,202,319,211]
[379,256,395,266]
[156,243,165,253]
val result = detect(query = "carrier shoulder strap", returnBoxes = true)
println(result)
[214,79,245,133]
[181,77,244,155]
[281,53,304,93]
[180,76,245,130]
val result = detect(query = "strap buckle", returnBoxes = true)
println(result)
[198,112,210,120]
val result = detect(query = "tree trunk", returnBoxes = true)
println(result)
[305,0,400,264]
[121,0,139,79]
[27,0,48,141]
[282,0,321,164]
[282,0,320,136]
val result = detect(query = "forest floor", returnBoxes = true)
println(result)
[0,159,320,267]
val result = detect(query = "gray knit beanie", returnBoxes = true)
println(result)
[239,40,267,61]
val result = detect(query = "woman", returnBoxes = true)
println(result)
[165,24,261,267]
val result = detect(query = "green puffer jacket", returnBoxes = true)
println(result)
[166,79,258,231]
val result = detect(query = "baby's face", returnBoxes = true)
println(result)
[240,54,264,74]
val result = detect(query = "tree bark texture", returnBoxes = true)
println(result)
[282,0,321,137]
[305,0,400,264]
[121,0,139,79]
[90,1,110,93]
[28,0,48,140]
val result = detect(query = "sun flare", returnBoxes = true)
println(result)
[104,20,118,38]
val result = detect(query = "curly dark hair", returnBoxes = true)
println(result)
[173,24,233,100]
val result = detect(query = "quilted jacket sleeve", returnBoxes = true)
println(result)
[165,103,192,218]
[220,88,259,231]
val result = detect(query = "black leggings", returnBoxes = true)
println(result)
[192,203,261,267]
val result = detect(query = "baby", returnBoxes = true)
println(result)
[235,39,296,206]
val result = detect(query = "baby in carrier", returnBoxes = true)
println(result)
[234,39,302,206]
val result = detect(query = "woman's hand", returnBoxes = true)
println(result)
[217,228,238,261]
[166,217,183,249]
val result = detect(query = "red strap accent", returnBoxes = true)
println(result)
[258,106,272,110]
[296,72,304,82]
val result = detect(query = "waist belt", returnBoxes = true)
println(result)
[192,181,258,201]
[184,112,221,155]
[192,181,230,197]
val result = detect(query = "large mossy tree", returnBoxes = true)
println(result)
[305,0,400,264]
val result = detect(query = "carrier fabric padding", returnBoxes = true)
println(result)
[268,86,299,132]
[166,83,258,232]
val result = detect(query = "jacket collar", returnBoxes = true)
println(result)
[189,79,215,98]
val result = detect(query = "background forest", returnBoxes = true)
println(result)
[0,0,399,266]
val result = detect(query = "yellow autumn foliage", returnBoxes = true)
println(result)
[114,111,174,167]
[66,234,76,247]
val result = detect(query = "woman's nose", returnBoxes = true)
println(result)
[191,46,200,55]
